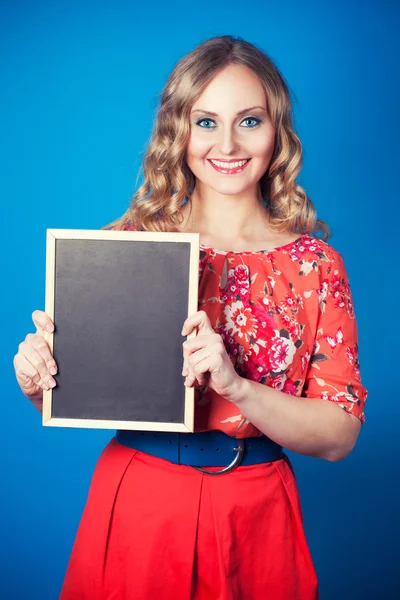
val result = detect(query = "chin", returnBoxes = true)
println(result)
[209,182,254,196]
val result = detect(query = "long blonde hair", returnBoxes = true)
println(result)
[104,35,329,239]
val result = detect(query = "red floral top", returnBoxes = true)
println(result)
[117,226,367,438]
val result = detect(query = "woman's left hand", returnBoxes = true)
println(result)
[181,310,242,402]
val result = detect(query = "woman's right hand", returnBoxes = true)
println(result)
[13,310,58,400]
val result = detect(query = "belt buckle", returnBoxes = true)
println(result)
[191,438,245,476]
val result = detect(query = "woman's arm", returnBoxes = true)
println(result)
[227,378,361,462]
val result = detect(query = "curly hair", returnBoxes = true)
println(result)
[103,35,329,239]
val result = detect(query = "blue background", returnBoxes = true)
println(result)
[2,0,398,598]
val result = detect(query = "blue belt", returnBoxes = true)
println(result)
[115,429,283,476]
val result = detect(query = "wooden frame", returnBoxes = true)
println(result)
[42,228,200,432]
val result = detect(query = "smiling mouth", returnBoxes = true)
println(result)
[207,158,251,173]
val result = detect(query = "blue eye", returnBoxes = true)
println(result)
[241,117,262,128]
[195,116,262,129]
[195,118,216,129]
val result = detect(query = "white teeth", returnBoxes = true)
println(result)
[210,159,249,168]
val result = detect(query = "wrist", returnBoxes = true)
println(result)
[26,391,44,414]
[225,375,251,405]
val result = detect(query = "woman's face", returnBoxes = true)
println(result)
[186,63,275,197]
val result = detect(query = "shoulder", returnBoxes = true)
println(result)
[281,234,347,279]
[297,234,342,260]
[300,237,355,317]
[101,221,137,231]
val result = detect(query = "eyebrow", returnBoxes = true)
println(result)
[190,105,267,116]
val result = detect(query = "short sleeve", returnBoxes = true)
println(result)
[302,250,367,424]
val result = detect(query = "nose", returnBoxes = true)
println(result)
[217,125,240,156]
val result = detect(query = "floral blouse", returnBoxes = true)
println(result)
[117,226,367,439]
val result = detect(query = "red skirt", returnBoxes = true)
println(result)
[59,437,318,600]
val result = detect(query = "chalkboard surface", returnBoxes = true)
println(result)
[42,229,199,432]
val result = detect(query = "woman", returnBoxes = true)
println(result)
[13,35,367,599]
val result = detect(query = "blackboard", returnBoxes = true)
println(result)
[42,229,199,432]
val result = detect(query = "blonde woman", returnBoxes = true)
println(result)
[13,35,367,600]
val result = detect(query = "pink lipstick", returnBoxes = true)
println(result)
[207,158,251,175]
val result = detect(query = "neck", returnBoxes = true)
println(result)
[180,182,270,241]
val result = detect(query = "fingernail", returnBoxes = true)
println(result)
[50,367,57,375]
[46,325,54,333]
[48,379,56,388]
